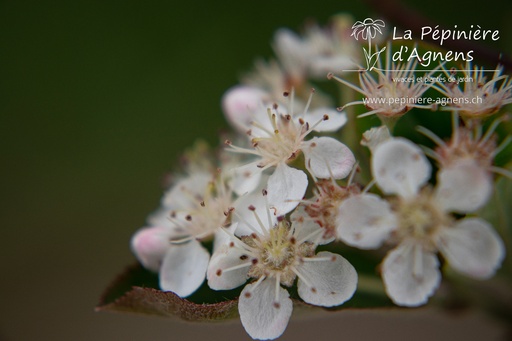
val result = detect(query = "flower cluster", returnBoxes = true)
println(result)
[128,14,511,341]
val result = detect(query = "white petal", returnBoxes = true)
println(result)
[273,28,309,78]
[267,164,307,216]
[302,137,355,179]
[162,172,212,210]
[336,194,397,249]
[301,108,347,132]
[212,223,237,252]
[435,159,493,213]
[233,192,277,236]
[207,243,250,290]
[274,29,306,57]
[309,56,354,78]
[146,207,175,229]
[239,278,293,340]
[382,242,441,307]
[221,85,270,134]
[230,162,263,196]
[360,125,391,154]
[437,218,505,279]
[130,226,172,272]
[297,251,357,307]
[159,239,209,297]
[290,205,334,245]
[372,138,431,198]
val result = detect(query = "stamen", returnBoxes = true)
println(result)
[329,74,364,94]
[289,88,295,119]
[416,126,447,147]
[219,226,258,253]
[248,275,266,295]
[302,256,336,262]
[274,274,281,305]
[489,166,512,179]
[268,108,279,132]
[233,211,262,236]
[479,115,509,147]
[262,191,274,233]
[339,101,366,111]
[362,178,376,194]
[169,235,195,244]
[226,143,261,156]
[357,108,383,118]
[412,244,423,280]
[304,115,330,135]
[302,88,315,117]
[291,266,312,288]
[297,228,323,245]
[419,146,440,162]
[323,156,337,180]
[451,111,460,145]
[491,135,512,157]
[251,208,269,235]
[250,119,275,137]
[347,162,359,186]
[222,261,253,273]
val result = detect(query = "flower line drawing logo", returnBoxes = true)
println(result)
[352,18,387,71]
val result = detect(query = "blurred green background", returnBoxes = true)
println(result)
[1,0,512,340]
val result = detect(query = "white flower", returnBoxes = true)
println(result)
[131,157,245,297]
[336,138,505,306]
[273,22,360,82]
[221,85,271,135]
[434,62,512,120]
[241,59,334,111]
[272,16,361,80]
[272,28,311,87]
[329,44,438,120]
[207,203,357,340]
[236,17,361,109]
[131,209,179,273]
[301,15,360,78]
[418,113,512,180]
[222,85,345,136]
[162,170,234,244]
[280,15,360,78]
[131,208,210,298]
[225,90,354,216]
[291,177,361,244]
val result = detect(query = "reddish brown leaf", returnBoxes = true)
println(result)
[96,262,239,322]
[96,286,239,322]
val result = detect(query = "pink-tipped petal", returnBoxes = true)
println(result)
[222,85,270,134]
[130,226,173,272]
